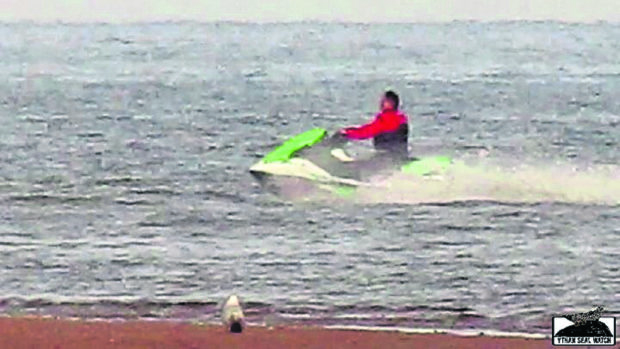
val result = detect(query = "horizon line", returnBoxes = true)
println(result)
[1,18,619,25]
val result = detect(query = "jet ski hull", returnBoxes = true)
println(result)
[250,128,452,197]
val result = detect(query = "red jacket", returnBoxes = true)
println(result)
[342,108,408,139]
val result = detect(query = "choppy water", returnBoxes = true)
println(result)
[0,21,618,334]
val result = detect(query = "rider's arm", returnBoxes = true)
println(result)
[341,113,405,140]
[341,114,386,140]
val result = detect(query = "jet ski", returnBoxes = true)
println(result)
[250,128,452,197]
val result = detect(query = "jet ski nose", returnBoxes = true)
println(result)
[250,169,266,181]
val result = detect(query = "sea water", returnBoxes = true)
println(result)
[0,21,618,333]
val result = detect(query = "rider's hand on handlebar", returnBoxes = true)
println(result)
[329,131,348,145]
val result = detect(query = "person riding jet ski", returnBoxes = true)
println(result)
[326,90,409,178]
[338,90,409,158]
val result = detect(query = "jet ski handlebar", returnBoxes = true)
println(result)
[325,131,348,146]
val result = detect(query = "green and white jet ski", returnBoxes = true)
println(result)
[250,128,452,197]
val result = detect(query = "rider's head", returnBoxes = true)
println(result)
[381,90,400,111]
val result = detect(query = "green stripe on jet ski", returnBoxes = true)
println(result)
[262,128,327,163]
[401,156,452,176]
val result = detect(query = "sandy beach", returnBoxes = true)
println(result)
[0,317,562,349]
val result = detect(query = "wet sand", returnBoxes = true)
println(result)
[0,316,560,349]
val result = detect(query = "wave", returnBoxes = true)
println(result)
[346,160,620,206]
[277,158,620,205]
[0,296,550,333]
[8,193,101,204]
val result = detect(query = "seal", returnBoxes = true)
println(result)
[221,295,245,333]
